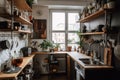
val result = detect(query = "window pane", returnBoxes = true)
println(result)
[52,12,65,31]
[68,33,79,43]
[68,13,80,31]
[52,33,65,43]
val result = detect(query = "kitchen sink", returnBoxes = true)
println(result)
[79,58,105,66]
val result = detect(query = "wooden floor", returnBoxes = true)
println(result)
[33,74,67,80]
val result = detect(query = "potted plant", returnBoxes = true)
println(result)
[75,30,84,52]
[26,0,34,8]
[39,40,53,51]
[53,43,60,51]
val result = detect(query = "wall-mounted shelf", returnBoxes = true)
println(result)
[7,0,32,12]
[80,9,105,23]
[0,29,12,32]
[0,14,32,25]
[0,29,31,34]
[79,32,105,35]
[14,15,32,25]
[17,30,31,34]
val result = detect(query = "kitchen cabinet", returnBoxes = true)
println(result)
[32,52,67,79]
[67,52,113,80]
[0,0,32,34]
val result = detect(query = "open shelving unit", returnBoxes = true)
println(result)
[80,9,105,23]
[79,32,105,35]
[7,0,32,12]
[14,15,32,25]
[17,30,31,34]
[0,0,32,34]
[0,29,31,33]
[0,14,32,25]
[78,8,112,35]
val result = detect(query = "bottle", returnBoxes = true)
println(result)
[28,47,31,56]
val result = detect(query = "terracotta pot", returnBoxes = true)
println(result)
[67,46,72,51]
[54,48,58,51]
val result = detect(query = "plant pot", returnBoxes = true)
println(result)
[42,48,49,52]
[54,48,58,51]
[67,46,72,52]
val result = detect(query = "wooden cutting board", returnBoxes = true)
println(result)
[104,48,112,66]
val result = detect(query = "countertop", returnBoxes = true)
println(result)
[67,52,113,69]
[32,51,113,69]
[0,51,113,79]
[0,55,34,79]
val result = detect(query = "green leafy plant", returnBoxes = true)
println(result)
[39,40,53,51]
[54,43,60,48]
[76,31,83,48]
[26,0,34,8]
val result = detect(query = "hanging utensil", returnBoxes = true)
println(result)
[0,40,10,50]
[16,41,18,47]
[10,40,14,50]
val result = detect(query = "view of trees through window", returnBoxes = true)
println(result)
[51,11,80,51]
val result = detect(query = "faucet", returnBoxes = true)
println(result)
[93,50,101,63]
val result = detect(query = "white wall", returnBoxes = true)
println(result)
[32,5,50,40]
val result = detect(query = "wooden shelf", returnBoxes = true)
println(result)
[0,29,31,33]
[14,16,32,25]
[8,0,32,12]
[0,14,32,25]
[0,29,12,31]
[79,32,105,35]
[17,30,31,34]
[80,9,105,23]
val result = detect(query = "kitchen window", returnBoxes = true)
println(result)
[50,10,80,51]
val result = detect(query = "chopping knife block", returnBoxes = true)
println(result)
[104,48,112,66]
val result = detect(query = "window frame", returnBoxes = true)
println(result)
[50,9,80,50]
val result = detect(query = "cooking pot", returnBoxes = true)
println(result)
[0,40,10,49]
[96,24,104,32]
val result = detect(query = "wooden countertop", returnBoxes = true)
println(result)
[0,51,113,79]
[32,51,113,69]
[67,52,113,69]
[32,51,68,54]
[0,55,34,79]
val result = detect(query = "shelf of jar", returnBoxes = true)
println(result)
[0,14,32,25]
[0,29,31,34]
[17,30,31,34]
[79,32,105,35]
[14,15,32,25]
[80,9,105,23]
[7,0,32,12]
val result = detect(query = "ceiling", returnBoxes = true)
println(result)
[34,0,93,9]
